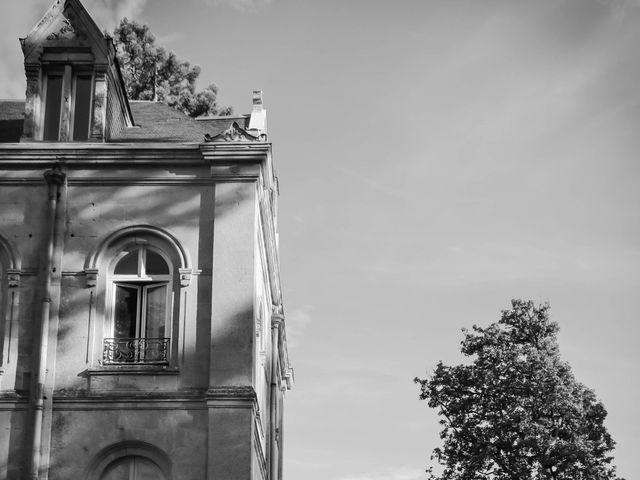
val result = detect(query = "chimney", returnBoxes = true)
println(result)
[248,90,267,134]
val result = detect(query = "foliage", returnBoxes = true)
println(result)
[112,19,232,117]
[415,300,623,480]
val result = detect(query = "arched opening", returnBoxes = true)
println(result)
[101,455,166,480]
[83,225,193,368]
[86,441,172,480]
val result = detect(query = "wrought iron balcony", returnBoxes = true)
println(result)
[102,337,170,365]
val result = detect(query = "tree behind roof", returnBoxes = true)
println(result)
[415,299,624,480]
[112,19,233,117]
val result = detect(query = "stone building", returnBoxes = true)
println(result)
[0,0,293,478]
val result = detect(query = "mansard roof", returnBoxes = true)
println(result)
[0,101,25,143]
[0,100,253,143]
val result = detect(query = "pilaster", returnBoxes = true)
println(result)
[90,69,107,141]
[21,64,42,142]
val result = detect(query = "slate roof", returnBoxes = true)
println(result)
[0,101,26,143]
[0,100,249,143]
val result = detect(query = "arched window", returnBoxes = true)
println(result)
[0,234,20,375]
[87,441,172,480]
[84,225,194,369]
[101,456,166,480]
[104,245,173,365]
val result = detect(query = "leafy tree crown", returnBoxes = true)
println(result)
[415,299,623,480]
[112,18,233,118]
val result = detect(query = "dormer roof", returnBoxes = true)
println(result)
[1,0,267,145]
[19,0,133,142]
[21,0,110,65]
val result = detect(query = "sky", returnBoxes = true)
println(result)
[2,1,640,479]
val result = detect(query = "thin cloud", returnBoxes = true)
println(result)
[83,0,149,30]
[596,0,640,21]
[337,467,425,480]
[155,32,185,45]
[0,1,50,98]
[285,305,313,348]
[202,0,274,13]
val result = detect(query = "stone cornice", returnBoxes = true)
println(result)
[205,386,257,401]
[0,143,271,168]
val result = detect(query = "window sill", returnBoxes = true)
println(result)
[86,365,179,376]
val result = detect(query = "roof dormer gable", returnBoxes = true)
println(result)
[20,0,133,143]
[21,0,110,65]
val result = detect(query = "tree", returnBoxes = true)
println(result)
[415,300,623,480]
[112,19,232,117]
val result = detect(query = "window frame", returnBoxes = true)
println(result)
[84,226,194,372]
[104,245,174,366]
[40,66,94,142]
[100,455,166,480]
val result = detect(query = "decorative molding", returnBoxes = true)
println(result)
[66,177,217,186]
[53,388,206,403]
[84,366,179,376]
[46,18,76,41]
[0,234,22,271]
[84,224,192,274]
[44,167,66,186]
[83,268,98,288]
[204,122,266,143]
[178,268,192,287]
[206,386,257,401]
[0,143,271,167]
[284,367,295,390]
[271,304,284,329]
[6,270,21,288]
[85,440,172,480]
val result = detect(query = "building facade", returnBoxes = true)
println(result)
[0,1,293,479]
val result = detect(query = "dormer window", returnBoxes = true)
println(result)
[42,67,93,141]
[19,1,134,143]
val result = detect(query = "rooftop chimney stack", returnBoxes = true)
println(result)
[249,90,267,134]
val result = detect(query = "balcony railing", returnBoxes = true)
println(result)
[102,337,170,365]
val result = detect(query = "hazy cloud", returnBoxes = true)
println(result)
[202,0,274,13]
[0,1,50,98]
[285,305,313,348]
[155,32,185,45]
[83,0,149,30]
[338,467,425,480]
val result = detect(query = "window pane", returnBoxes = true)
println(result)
[43,75,63,141]
[114,250,138,275]
[72,75,92,141]
[133,456,165,480]
[101,460,130,480]
[144,284,167,338]
[145,250,169,275]
[114,285,139,338]
[101,456,165,480]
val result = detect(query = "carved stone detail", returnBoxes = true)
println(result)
[178,268,192,287]
[204,122,266,143]
[91,74,107,141]
[46,18,76,41]
[44,167,66,186]
[271,304,284,329]
[84,269,99,288]
[21,64,41,141]
[6,270,20,288]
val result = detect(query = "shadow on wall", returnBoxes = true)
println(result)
[1,178,258,478]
